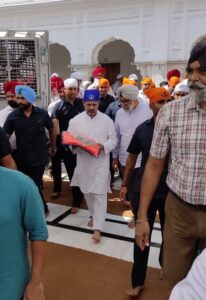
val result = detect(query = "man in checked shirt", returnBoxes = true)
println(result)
[135,41,206,289]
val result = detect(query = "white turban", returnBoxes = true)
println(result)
[129,74,138,81]
[121,85,139,100]
[173,79,189,95]
[71,71,83,81]
[64,78,78,88]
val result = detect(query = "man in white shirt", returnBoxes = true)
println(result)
[0,80,21,151]
[112,85,152,224]
[68,89,117,242]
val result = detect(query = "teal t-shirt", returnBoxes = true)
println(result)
[0,167,48,300]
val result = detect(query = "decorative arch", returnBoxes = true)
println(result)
[49,42,71,79]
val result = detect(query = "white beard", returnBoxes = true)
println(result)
[188,81,206,104]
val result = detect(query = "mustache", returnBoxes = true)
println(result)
[188,81,206,89]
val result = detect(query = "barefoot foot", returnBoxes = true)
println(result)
[92,230,101,242]
[128,219,135,229]
[71,207,79,214]
[126,285,144,297]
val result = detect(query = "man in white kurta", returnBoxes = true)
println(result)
[169,249,206,300]
[68,89,117,242]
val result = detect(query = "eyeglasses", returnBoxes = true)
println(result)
[16,96,25,100]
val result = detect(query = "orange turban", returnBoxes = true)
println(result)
[122,77,137,86]
[141,77,155,88]
[99,78,110,87]
[144,88,171,104]
[168,76,181,88]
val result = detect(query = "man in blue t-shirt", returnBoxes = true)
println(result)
[0,166,48,300]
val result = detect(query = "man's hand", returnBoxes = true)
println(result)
[112,158,119,171]
[120,185,127,201]
[97,143,104,150]
[135,220,150,251]
[23,281,45,300]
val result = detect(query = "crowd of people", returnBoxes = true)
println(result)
[0,40,206,299]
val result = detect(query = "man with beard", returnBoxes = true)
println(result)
[0,80,22,153]
[135,41,206,289]
[52,78,84,212]
[112,85,152,226]
[68,89,117,242]
[4,85,56,214]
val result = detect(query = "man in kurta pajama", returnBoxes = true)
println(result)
[68,89,117,242]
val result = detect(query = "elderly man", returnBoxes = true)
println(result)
[68,89,117,242]
[120,88,171,297]
[112,85,152,219]
[135,41,206,289]
[4,85,56,214]
[52,78,84,211]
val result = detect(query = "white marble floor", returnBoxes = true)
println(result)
[46,203,162,269]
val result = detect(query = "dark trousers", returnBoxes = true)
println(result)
[18,164,48,212]
[61,147,83,208]
[51,142,62,193]
[131,193,166,287]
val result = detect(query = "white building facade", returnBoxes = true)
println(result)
[0,0,206,84]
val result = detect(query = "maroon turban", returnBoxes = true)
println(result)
[50,76,64,91]
[167,69,181,80]
[3,80,23,95]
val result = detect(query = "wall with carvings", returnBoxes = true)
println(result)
[0,0,206,82]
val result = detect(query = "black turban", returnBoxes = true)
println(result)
[188,42,206,69]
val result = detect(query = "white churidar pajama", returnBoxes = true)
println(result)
[84,193,107,230]
[68,111,117,231]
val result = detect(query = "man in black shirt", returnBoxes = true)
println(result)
[98,78,115,113]
[120,87,171,297]
[0,127,16,169]
[52,78,84,213]
[4,85,56,213]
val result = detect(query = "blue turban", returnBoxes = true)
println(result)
[15,85,36,104]
[83,89,100,102]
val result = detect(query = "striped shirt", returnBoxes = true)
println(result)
[150,96,206,205]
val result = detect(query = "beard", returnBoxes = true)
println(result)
[8,100,18,109]
[188,81,206,104]
[18,103,31,111]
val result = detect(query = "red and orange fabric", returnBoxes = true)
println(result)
[144,87,171,104]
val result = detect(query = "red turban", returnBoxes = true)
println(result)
[92,66,106,78]
[144,88,171,104]
[50,76,64,91]
[3,80,23,96]
[167,69,181,80]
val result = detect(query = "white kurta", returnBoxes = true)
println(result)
[169,249,206,300]
[68,111,117,194]
[0,105,16,150]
